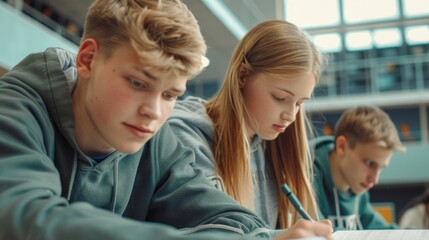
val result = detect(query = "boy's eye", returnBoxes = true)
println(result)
[364,160,376,168]
[162,92,177,101]
[129,78,145,89]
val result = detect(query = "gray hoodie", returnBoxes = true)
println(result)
[169,96,280,229]
[0,48,271,240]
[311,136,396,230]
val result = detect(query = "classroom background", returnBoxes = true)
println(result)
[1,0,429,226]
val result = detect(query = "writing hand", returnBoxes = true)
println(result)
[274,219,333,240]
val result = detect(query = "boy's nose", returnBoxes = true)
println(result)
[368,169,381,185]
[139,98,162,120]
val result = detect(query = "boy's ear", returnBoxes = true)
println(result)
[76,39,99,78]
[238,63,249,88]
[335,135,347,157]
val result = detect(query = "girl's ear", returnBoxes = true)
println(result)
[238,63,249,88]
[76,39,99,78]
[335,135,348,157]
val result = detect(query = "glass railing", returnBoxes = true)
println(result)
[315,51,429,98]
[1,0,82,45]
[0,1,78,69]
[21,3,81,45]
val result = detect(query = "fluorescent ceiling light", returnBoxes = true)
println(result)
[313,33,342,52]
[201,0,247,40]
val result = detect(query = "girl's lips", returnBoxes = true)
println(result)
[273,124,286,133]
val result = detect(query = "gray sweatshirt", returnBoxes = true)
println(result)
[0,48,272,240]
[169,96,280,228]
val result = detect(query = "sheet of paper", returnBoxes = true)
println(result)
[290,238,326,240]
[333,229,429,240]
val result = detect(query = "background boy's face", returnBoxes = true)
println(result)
[75,40,187,155]
[336,139,393,195]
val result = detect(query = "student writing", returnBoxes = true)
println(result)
[169,20,333,239]
[0,0,295,239]
[311,106,406,230]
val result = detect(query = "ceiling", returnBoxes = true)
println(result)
[42,0,278,83]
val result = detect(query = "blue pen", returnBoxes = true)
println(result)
[281,183,314,221]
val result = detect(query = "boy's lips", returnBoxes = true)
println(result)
[124,123,154,137]
[360,182,372,189]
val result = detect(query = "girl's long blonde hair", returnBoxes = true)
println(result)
[206,20,326,228]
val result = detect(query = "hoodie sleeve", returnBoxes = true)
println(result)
[358,193,398,229]
[146,123,270,237]
[0,76,270,239]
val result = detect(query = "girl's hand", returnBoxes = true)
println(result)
[274,219,333,240]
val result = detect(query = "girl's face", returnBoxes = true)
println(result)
[240,69,316,140]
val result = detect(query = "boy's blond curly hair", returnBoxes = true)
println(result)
[82,0,206,78]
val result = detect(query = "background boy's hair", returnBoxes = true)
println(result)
[334,105,406,152]
[82,0,206,77]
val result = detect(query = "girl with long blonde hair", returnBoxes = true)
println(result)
[169,20,331,237]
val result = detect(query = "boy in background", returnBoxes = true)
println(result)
[311,106,405,230]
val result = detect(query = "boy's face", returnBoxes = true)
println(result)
[335,138,393,195]
[240,69,315,139]
[75,40,187,155]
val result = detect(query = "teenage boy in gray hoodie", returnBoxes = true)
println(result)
[311,106,405,230]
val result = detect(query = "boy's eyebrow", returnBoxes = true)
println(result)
[173,88,187,95]
[366,159,388,169]
[136,67,186,94]
[138,67,158,80]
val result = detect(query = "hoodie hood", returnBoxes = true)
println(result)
[172,96,215,141]
[6,48,130,212]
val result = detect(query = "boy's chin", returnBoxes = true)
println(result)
[351,187,367,195]
[116,142,148,154]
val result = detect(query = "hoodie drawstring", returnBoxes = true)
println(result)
[333,187,343,229]
[110,158,119,213]
[67,152,78,201]
[355,195,363,230]
[67,152,119,213]
[333,187,363,230]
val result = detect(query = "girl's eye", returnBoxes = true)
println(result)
[273,95,285,101]
[129,78,145,89]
